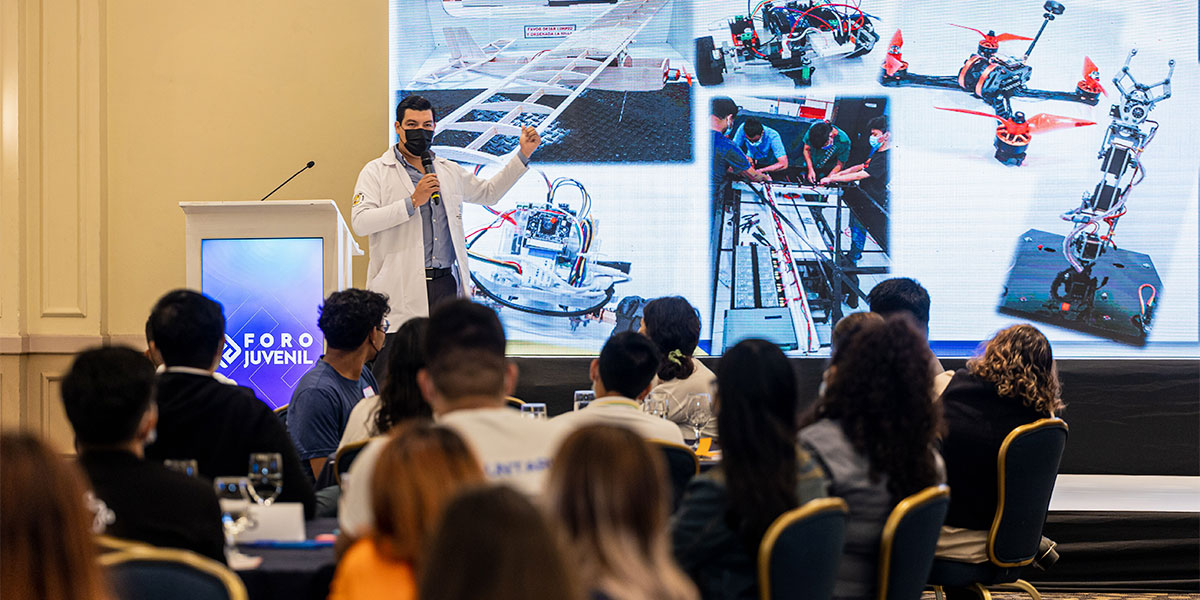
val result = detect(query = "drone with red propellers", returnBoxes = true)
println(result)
[880,1,1105,164]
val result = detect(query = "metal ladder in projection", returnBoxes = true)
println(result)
[431,0,668,165]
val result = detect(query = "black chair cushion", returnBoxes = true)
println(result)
[929,558,1023,588]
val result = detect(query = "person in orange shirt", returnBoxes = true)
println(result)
[328,421,484,600]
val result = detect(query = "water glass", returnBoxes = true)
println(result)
[643,391,669,419]
[684,393,713,450]
[520,402,548,420]
[163,459,199,478]
[213,476,255,547]
[573,390,595,411]
[247,452,284,506]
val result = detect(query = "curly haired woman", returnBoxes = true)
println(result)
[935,323,1065,564]
[799,315,945,600]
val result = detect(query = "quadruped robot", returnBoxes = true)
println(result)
[696,1,879,87]
[464,174,634,333]
[999,49,1174,345]
[881,1,1100,165]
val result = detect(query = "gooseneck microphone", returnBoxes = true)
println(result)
[259,160,316,201]
[420,152,441,205]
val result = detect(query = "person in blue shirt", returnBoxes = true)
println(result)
[711,97,768,197]
[289,288,388,477]
[732,118,789,177]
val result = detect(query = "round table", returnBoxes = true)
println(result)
[235,518,338,600]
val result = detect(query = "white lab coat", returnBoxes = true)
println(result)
[350,147,529,331]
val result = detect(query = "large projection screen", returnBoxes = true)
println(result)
[389,0,1198,359]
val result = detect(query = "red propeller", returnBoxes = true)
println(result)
[935,107,1096,138]
[1079,56,1107,96]
[949,24,1033,48]
[883,30,907,76]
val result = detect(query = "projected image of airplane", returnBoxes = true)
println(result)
[400,0,693,165]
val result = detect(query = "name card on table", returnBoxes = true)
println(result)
[237,502,305,542]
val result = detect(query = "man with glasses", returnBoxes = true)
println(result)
[288,288,389,478]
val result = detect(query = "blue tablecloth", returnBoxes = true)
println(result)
[236,518,337,600]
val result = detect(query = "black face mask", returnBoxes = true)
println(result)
[402,128,434,155]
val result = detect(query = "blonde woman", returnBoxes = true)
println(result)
[935,323,1065,563]
[548,425,698,600]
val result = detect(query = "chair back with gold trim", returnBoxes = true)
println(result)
[878,484,950,600]
[758,497,848,600]
[504,396,526,410]
[100,543,248,600]
[649,440,699,511]
[988,418,1068,567]
[334,437,376,487]
[97,534,144,554]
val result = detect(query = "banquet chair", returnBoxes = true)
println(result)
[878,484,951,600]
[650,440,699,510]
[101,543,248,600]
[929,418,1069,600]
[504,396,526,410]
[757,497,848,600]
[97,534,144,554]
[334,437,376,487]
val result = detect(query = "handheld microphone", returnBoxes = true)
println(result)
[259,160,316,201]
[420,153,441,206]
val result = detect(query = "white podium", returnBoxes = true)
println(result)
[179,200,362,408]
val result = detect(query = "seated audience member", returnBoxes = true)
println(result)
[146,315,237,384]
[641,296,717,439]
[673,339,828,600]
[548,425,698,600]
[552,332,684,445]
[420,485,584,600]
[328,422,483,600]
[818,312,885,397]
[289,288,387,476]
[339,300,559,537]
[936,324,1065,564]
[145,289,315,517]
[866,277,954,394]
[1,432,114,600]
[830,311,884,353]
[62,346,225,563]
[339,317,432,450]
[798,316,945,600]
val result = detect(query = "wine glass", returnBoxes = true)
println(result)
[214,476,255,548]
[684,393,713,450]
[163,459,198,478]
[247,453,283,506]
[643,391,669,419]
[520,403,548,420]
[573,390,595,411]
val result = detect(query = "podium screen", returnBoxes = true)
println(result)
[201,238,325,409]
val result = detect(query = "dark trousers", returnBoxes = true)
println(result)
[369,273,459,385]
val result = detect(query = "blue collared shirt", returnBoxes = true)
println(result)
[394,145,455,269]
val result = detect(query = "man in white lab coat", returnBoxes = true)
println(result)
[351,95,541,382]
